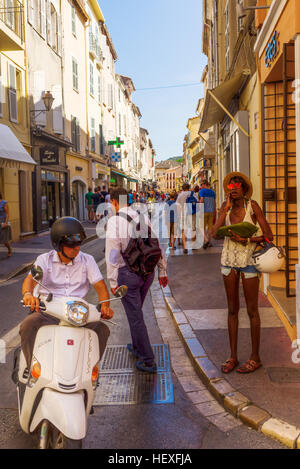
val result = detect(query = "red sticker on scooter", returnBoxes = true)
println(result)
[67,340,74,345]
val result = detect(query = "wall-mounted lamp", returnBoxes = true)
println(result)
[30,91,55,118]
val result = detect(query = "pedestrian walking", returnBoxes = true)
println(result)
[91,187,102,223]
[199,180,216,249]
[128,190,133,206]
[164,192,179,249]
[212,172,273,374]
[85,187,94,223]
[0,193,12,257]
[105,187,168,373]
[176,183,198,253]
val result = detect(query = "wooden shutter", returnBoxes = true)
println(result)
[71,115,76,149]
[8,64,18,123]
[27,0,33,25]
[57,13,62,55]
[40,0,46,38]
[46,0,51,45]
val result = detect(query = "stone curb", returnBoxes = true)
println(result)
[160,278,300,449]
[0,233,98,284]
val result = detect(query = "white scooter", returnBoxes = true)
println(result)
[12,266,127,449]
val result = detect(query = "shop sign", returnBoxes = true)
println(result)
[265,31,280,68]
[40,146,59,165]
[110,178,116,184]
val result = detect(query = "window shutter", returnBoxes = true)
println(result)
[57,14,62,55]
[98,74,101,103]
[8,64,18,123]
[40,0,46,38]
[72,58,78,91]
[71,6,76,35]
[52,84,63,134]
[27,0,33,24]
[46,0,51,45]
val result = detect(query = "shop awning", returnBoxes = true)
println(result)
[111,169,138,183]
[199,71,250,134]
[0,124,36,165]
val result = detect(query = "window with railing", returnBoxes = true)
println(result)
[1,0,23,41]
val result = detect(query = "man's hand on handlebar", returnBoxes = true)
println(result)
[23,293,40,312]
[100,303,114,320]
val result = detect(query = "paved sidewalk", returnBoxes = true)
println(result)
[0,221,98,281]
[164,245,300,448]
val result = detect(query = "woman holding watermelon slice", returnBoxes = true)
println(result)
[212,172,273,374]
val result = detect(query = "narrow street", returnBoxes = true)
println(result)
[0,233,285,450]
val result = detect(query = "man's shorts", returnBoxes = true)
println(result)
[204,212,214,231]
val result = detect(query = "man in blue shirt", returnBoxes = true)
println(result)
[199,180,216,249]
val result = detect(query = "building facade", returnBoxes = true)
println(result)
[0,0,36,240]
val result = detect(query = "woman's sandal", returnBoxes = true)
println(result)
[7,247,12,258]
[236,360,262,373]
[221,358,239,374]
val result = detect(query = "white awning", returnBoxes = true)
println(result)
[0,124,36,165]
[199,71,250,133]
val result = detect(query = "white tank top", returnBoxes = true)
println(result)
[221,200,262,268]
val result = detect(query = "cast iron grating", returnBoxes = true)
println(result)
[94,371,174,405]
[99,344,171,373]
[94,344,174,405]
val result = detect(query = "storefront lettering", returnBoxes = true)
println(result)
[265,31,280,68]
[40,147,59,165]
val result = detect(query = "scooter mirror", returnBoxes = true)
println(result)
[31,265,43,281]
[114,285,128,298]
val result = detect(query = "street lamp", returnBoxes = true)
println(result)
[30,91,55,118]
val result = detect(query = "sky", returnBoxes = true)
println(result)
[99,0,208,161]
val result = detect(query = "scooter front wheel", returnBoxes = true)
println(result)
[39,420,82,449]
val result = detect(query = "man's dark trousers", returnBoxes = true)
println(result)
[117,266,155,366]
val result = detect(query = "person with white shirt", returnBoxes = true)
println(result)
[176,183,196,253]
[105,187,168,373]
[20,217,113,368]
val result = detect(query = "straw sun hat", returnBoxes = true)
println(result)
[223,171,253,200]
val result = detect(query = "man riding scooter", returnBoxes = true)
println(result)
[20,216,113,370]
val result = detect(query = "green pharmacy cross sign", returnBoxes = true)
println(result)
[108,137,124,148]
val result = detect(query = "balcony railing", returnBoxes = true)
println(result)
[0,0,23,41]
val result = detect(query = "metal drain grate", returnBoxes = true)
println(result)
[94,344,174,405]
[94,371,174,405]
[99,344,171,373]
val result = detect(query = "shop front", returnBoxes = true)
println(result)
[0,124,36,240]
[67,153,90,221]
[254,0,300,340]
[31,130,71,232]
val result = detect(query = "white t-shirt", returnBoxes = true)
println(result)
[32,250,103,299]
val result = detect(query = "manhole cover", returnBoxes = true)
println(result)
[94,344,174,405]
[266,367,300,383]
[94,372,174,405]
[100,344,171,373]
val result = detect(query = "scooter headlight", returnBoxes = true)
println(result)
[66,301,89,326]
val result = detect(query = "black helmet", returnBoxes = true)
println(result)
[50,217,86,252]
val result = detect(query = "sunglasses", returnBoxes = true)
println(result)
[227,182,242,190]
